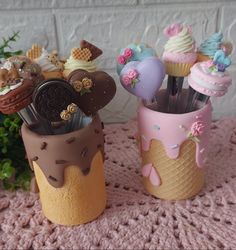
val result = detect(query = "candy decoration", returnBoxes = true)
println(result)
[116,43,156,75]
[120,57,165,101]
[68,69,116,116]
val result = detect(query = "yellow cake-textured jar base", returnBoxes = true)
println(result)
[164,61,194,77]
[34,151,106,226]
[142,140,204,200]
[42,70,63,79]
[63,69,73,79]
[197,53,211,62]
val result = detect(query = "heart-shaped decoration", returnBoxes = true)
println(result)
[163,23,183,37]
[120,57,165,101]
[213,49,231,70]
[68,69,116,116]
[71,47,92,61]
[141,163,161,187]
[116,43,156,75]
[26,44,42,60]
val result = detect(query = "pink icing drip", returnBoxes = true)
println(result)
[138,102,212,168]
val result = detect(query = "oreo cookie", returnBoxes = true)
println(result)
[33,79,77,122]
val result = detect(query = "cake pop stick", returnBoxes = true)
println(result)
[166,76,184,113]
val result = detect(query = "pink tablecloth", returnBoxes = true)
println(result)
[0,119,236,249]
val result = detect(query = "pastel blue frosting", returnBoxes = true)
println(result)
[116,43,156,75]
[198,32,223,58]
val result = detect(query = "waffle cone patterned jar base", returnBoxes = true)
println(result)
[21,115,106,226]
[138,91,212,200]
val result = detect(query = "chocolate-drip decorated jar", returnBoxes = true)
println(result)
[137,90,212,200]
[21,115,106,225]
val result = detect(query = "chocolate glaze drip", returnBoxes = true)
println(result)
[21,115,104,188]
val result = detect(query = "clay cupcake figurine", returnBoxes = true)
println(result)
[63,40,102,79]
[197,32,223,62]
[26,44,64,79]
[162,23,197,113]
[163,23,197,77]
[186,42,233,111]
[0,56,44,116]
[116,43,156,75]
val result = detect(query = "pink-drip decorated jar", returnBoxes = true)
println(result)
[137,91,212,200]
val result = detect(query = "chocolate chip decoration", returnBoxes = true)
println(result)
[33,79,77,122]
[68,69,116,116]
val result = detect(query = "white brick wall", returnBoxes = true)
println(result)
[1,0,236,122]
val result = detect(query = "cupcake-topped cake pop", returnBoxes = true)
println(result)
[63,40,102,78]
[116,43,156,75]
[162,23,197,77]
[197,32,223,62]
[188,43,232,97]
[0,56,44,114]
[26,44,64,79]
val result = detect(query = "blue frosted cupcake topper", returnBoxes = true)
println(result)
[198,32,223,58]
[116,43,156,75]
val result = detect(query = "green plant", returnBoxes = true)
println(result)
[0,32,31,190]
[0,113,31,190]
[0,31,22,59]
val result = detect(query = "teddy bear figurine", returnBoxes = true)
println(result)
[0,64,20,88]
[48,50,64,71]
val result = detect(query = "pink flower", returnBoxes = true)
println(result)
[117,55,126,65]
[204,60,215,68]
[191,121,205,137]
[128,69,139,79]
[163,23,183,37]
[124,48,133,59]
[122,75,132,85]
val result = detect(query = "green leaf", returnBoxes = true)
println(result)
[80,88,92,96]
[0,159,15,180]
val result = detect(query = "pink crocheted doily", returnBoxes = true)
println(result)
[0,119,236,249]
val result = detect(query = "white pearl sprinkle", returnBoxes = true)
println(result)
[153,124,160,130]
[141,135,147,141]
[170,144,179,149]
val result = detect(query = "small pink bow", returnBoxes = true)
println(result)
[142,163,161,186]
[163,23,182,37]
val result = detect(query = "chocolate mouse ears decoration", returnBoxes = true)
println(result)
[33,79,78,122]
[68,69,116,116]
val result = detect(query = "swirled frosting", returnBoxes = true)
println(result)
[164,27,195,53]
[64,56,97,72]
[0,80,23,96]
[34,49,58,72]
[198,32,223,58]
